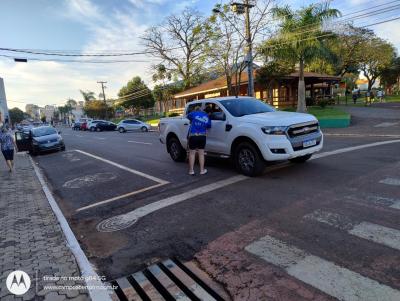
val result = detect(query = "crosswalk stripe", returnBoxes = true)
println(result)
[305,210,400,251]
[246,235,400,301]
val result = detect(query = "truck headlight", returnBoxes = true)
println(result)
[261,126,287,135]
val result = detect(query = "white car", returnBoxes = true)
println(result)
[117,119,151,133]
[159,97,323,176]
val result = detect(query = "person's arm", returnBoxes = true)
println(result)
[206,115,212,129]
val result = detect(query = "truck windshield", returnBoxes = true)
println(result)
[219,98,275,117]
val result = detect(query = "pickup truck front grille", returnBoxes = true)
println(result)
[287,122,319,138]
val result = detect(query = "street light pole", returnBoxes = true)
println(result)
[231,1,255,97]
[244,0,254,97]
[97,81,108,119]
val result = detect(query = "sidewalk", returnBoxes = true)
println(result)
[0,153,90,301]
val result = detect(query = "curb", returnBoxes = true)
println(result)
[29,155,113,301]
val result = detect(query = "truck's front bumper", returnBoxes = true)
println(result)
[260,131,323,161]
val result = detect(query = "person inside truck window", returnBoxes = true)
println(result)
[187,106,211,175]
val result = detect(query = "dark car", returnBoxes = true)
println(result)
[91,121,117,132]
[72,122,81,130]
[15,126,65,155]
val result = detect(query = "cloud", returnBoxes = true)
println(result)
[63,0,102,22]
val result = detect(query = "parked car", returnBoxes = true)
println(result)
[117,119,151,133]
[15,126,65,156]
[159,97,323,176]
[90,121,117,132]
[72,122,81,130]
[88,120,102,131]
[80,122,88,131]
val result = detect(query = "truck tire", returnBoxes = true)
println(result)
[234,142,265,176]
[289,154,312,163]
[167,136,186,162]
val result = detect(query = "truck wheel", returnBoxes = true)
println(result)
[289,154,312,163]
[234,142,265,176]
[167,137,186,162]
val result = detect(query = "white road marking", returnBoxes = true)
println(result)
[346,195,400,211]
[324,133,400,138]
[311,139,400,160]
[96,175,246,232]
[379,178,400,186]
[74,149,168,185]
[96,137,106,140]
[128,140,152,145]
[63,172,117,189]
[96,139,400,230]
[305,210,400,251]
[374,122,398,127]
[76,183,165,212]
[246,235,400,301]
[76,135,83,137]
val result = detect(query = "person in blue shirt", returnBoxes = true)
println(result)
[187,106,211,175]
[0,127,17,172]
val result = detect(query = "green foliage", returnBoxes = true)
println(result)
[261,3,341,112]
[40,115,47,123]
[118,76,154,109]
[380,57,400,88]
[83,100,114,119]
[168,112,180,117]
[359,37,396,90]
[80,90,95,102]
[256,60,295,87]
[9,107,25,124]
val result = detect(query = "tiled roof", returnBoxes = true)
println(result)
[174,70,340,98]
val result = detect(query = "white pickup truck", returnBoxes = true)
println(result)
[159,97,323,176]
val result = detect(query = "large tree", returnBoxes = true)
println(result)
[207,1,273,97]
[261,3,340,112]
[380,56,400,92]
[80,90,96,102]
[8,107,25,125]
[142,8,210,89]
[83,100,114,119]
[118,76,154,109]
[359,37,396,91]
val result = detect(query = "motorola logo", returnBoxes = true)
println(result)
[6,270,31,295]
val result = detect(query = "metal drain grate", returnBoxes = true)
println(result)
[109,258,227,301]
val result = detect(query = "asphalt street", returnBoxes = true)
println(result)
[33,104,400,300]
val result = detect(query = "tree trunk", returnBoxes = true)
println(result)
[226,75,232,96]
[297,59,307,113]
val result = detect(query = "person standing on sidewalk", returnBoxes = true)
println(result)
[0,127,17,172]
[187,106,211,175]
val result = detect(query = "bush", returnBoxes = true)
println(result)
[318,98,329,108]
[168,112,180,117]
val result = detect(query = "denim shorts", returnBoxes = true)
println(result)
[2,149,14,161]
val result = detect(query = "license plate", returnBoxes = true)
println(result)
[303,139,316,148]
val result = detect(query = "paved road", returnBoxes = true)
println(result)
[34,105,400,300]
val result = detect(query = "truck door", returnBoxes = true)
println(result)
[15,131,31,152]
[205,102,229,154]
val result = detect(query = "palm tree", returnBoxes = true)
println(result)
[263,3,340,112]
[80,90,96,102]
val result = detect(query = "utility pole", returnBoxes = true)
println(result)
[97,81,108,119]
[231,1,254,97]
[97,81,107,103]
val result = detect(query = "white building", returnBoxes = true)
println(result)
[44,105,56,122]
[25,104,40,120]
[0,78,10,125]
[71,101,84,122]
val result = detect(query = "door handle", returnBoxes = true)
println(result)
[184,123,189,126]
[225,124,232,131]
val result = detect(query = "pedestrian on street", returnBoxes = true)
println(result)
[187,106,211,176]
[0,127,17,172]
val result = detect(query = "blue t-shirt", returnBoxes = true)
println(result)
[0,132,14,151]
[187,111,211,136]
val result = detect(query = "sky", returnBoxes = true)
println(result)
[0,0,399,111]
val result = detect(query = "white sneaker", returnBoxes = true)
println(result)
[200,169,208,175]
[188,170,195,176]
